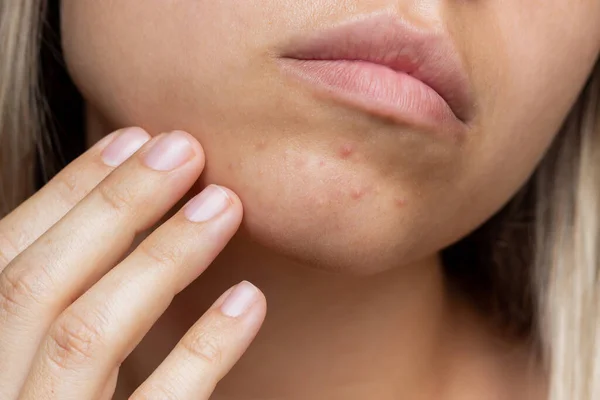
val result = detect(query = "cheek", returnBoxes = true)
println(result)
[60,0,272,131]
[443,0,600,229]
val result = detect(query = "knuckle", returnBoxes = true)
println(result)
[137,241,184,272]
[0,249,10,269]
[53,168,90,209]
[0,230,21,267]
[0,266,48,319]
[181,327,224,366]
[45,307,108,369]
[95,182,136,215]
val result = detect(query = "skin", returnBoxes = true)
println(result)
[0,0,599,399]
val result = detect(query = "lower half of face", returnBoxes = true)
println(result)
[61,0,600,274]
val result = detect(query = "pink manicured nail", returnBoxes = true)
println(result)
[143,131,194,171]
[221,281,258,317]
[101,128,150,167]
[184,185,232,222]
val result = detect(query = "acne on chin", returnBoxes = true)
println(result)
[224,138,410,209]
[338,143,354,159]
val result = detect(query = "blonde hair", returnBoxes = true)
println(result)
[536,62,600,398]
[1,1,599,398]
[0,0,46,216]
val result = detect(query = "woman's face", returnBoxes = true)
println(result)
[61,1,600,274]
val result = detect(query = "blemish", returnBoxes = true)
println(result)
[339,144,354,159]
[394,198,407,208]
[255,139,268,151]
[350,187,366,200]
[227,162,234,171]
[318,160,326,167]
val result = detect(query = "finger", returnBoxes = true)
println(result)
[0,127,149,400]
[0,127,150,271]
[0,130,204,399]
[19,185,245,399]
[131,282,266,400]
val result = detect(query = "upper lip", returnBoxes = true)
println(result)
[279,13,474,124]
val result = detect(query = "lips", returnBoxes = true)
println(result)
[277,14,474,136]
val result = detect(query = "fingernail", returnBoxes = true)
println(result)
[184,185,232,222]
[221,281,258,318]
[101,128,150,167]
[143,131,194,171]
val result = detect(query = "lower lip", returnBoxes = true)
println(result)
[279,59,466,136]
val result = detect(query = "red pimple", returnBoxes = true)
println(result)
[319,160,326,167]
[395,198,407,208]
[350,187,365,200]
[339,144,354,159]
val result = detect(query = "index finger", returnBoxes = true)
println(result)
[0,127,150,269]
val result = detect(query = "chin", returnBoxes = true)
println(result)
[236,191,445,276]
[198,149,451,276]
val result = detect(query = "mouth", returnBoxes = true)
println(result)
[277,13,474,137]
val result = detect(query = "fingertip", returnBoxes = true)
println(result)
[219,281,267,328]
[205,185,244,222]
[216,186,243,209]
[215,281,266,312]
[253,285,268,316]
[170,130,206,171]
[94,126,151,152]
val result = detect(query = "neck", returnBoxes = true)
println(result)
[128,231,451,399]
[216,236,449,399]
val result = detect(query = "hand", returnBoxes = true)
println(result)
[0,128,267,399]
